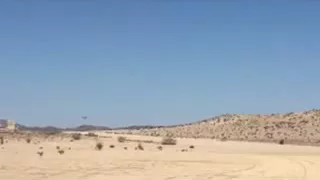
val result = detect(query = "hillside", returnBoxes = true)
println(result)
[115,109,320,145]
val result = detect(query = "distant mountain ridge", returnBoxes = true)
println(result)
[16,124,111,132]
[15,122,168,132]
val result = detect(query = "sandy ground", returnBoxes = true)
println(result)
[1,133,320,180]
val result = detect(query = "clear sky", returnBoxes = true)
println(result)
[1,1,320,127]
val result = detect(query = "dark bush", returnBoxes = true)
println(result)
[0,137,3,145]
[58,150,65,155]
[220,137,228,141]
[95,142,104,150]
[37,151,44,157]
[137,143,144,150]
[117,136,126,143]
[72,133,81,140]
[279,139,285,145]
[86,132,98,137]
[161,137,177,145]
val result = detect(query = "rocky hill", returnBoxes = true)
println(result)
[118,109,320,145]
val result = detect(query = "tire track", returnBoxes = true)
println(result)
[285,157,307,179]
[163,158,259,180]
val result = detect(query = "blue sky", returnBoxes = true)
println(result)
[1,1,320,127]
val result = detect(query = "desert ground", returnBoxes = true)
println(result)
[1,132,320,180]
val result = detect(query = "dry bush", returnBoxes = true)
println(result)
[58,149,65,155]
[189,145,195,149]
[181,149,188,152]
[95,142,104,150]
[117,136,126,143]
[220,137,228,142]
[39,146,43,149]
[37,151,44,157]
[86,132,98,137]
[279,139,285,145]
[0,137,3,145]
[71,133,81,140]
[124,147,127,150]
[26,138,31,144]
[157,146,163,151]
[109,144,115,148]
[125,139,155,144]
[68,147,71,150]
[137,143,144,150]
[56,146,60,150]
[161,137,177,145]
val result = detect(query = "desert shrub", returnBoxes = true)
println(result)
[68,147,71,150]
[0,137,3,145]
[161,137,177,145]
[72,133,81,140]
[44,131,61,136]
[37,151,44,157]
[189,145,195,149]
[95,142,104,150]
[58,150,64,155]
[124,147,127,150]
[137,143,144,150]
[26,138,31,144]
[124,139,155,144]
[109,144,115,148]
[86,132,98,137]
[56,146,60,150]
[157,146,163,151]
[279,139,284,145]
[220,137,228,141]
[181,149,188,152]
[117,136,126,143]
[39,146,43,149]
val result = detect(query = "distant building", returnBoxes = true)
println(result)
[0,119,16,132]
